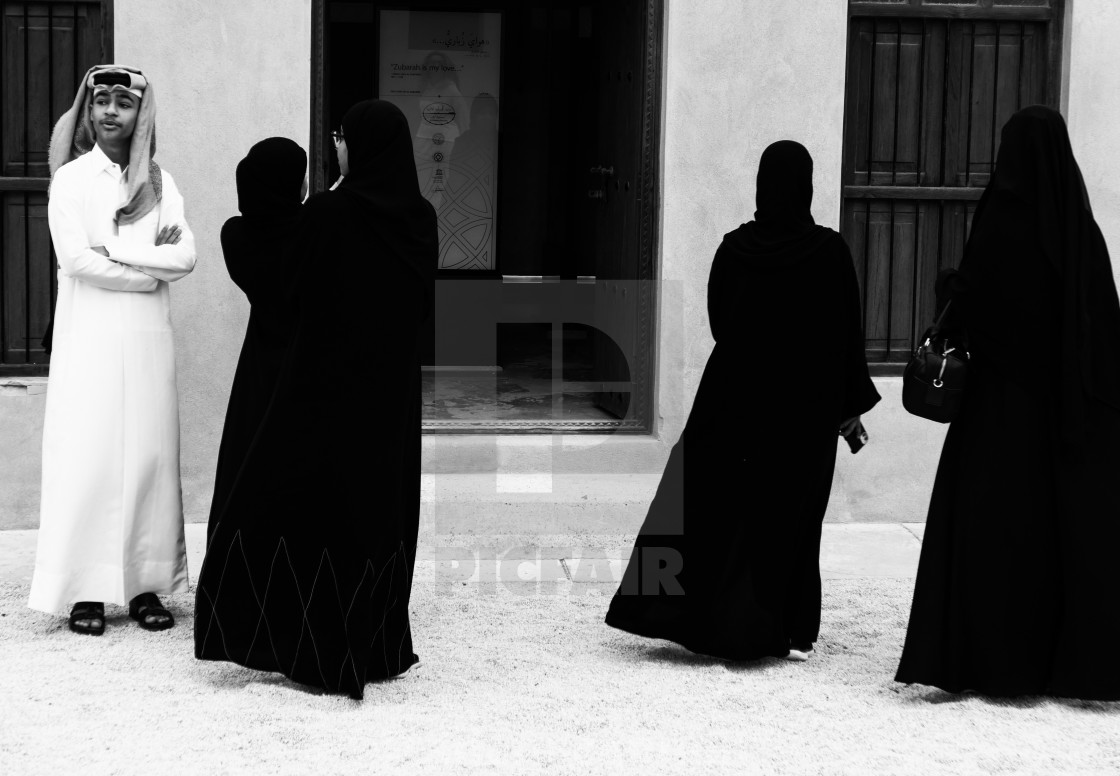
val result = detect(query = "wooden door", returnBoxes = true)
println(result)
[0,0,109,373]
[842,0,1064,363]
[590,0,644,419]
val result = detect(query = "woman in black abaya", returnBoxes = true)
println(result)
[896,106,1120,700]
[206,137,306,544]
[195,101,437,699]
[605,141,880,661]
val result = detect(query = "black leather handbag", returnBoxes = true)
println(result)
[902,300,969,423]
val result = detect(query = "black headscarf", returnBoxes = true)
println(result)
[975,106,1120,453]
[337,99,438,312]
[235,137,306,222]
[222,137,307,309]
[729,140,833,266]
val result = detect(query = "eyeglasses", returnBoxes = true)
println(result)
[331,129,344,146]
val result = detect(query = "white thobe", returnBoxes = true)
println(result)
[28,144,196,613]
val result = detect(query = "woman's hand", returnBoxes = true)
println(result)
[839,415,862,437]
[156,225,183,246]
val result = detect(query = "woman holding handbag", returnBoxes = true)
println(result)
[896,106,1120,700]
[605,140,880,662]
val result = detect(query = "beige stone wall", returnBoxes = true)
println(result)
[1066,0,1120,288]
[3,1,1119,529]
[2,1,316,529]
[115,0,313,520]
[656,0,849,442]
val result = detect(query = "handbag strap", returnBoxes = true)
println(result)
[929,299,953,339]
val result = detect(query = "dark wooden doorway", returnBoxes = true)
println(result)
[311,0,662,432]
[841,0,1065,365]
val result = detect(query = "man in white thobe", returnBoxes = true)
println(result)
[28,66,196,634]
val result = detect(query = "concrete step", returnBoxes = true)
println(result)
[417,472,659,534]
[0,522,925,588]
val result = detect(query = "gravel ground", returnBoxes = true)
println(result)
[1,570,1117,776]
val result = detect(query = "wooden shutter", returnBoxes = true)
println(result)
[842,0,1063,363]
[0,1,110,372]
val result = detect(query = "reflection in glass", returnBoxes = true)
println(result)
[439,93,499,270]
[380,10,502,270]
[414,50,469,209]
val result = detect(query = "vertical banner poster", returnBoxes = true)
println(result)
[380,11,502,271]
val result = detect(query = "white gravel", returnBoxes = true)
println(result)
[1,570,1117,776]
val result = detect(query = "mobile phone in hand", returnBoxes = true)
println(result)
[841,421,869,454]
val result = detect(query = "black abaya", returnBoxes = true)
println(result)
[195,103,437,699]
[206,138,306,544]
[896,107,1120,700]
[605,141,881,660]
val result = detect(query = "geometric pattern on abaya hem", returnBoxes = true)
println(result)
[195,532,418,700]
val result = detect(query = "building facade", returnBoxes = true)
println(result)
[1,0,1116,529]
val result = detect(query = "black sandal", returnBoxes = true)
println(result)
[69,602,105,636]
[129,593,174,631]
